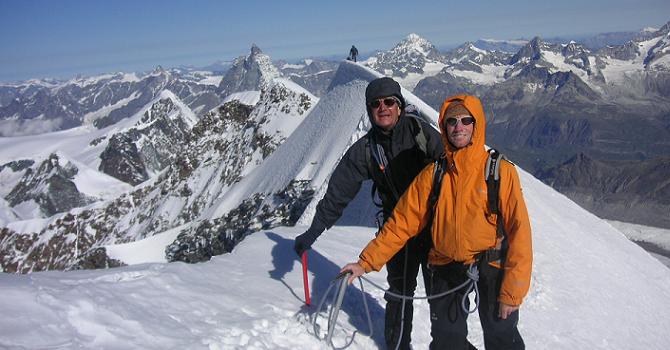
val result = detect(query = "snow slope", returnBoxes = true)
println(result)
[607,220,670,267]
[2,166,669,349]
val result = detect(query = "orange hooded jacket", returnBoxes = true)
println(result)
[358,95,533,306]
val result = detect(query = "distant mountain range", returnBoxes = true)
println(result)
[1,23,669,272]
[405,24,670,229]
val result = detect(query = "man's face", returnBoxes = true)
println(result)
[444,106,475,149]
[370,96,401,131]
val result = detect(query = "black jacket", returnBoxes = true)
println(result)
[309,113,443,234]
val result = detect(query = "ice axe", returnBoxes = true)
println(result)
[302,251,311,306]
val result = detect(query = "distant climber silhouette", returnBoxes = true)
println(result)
[349,45,359,62]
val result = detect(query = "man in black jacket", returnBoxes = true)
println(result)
[294,77,443,349]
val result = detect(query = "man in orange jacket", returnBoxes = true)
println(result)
[342,94,532,349]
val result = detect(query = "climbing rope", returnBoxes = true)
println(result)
[310,264,481,348]
[361,263,481,312]
[311,272,373,349]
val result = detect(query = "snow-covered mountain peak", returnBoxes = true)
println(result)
[448,41,508,65]
[450,42,487,58]
[250,43,263,56]
[400,33,435,53]
[406,33,422,41]
[362,34,446,88]
[153,89,199,128]
[437,43,512,86]
[509,36,546,65]
[501,36,607,85]
[465,41,485,52]
[152,65,166,74]
[595,26,670,72]
[562,40,587,53]
[243,44,279,78]
[246,78,317,155]
[63,73,123,89]
[217,45,282,98]
[643,29,670,69]
[388,33,441,60]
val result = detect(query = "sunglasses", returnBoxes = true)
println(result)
[444,116,475,127]
[369,98,399,109]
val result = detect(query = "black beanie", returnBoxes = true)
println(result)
[365,77,405,110]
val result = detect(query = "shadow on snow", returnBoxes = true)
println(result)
[266,231,386,349]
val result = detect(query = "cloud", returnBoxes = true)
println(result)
[0,118,63,137]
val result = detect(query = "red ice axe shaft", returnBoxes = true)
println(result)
[302,251,311,306]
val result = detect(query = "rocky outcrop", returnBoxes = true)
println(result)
[98,96,194,185]
[0,159,34,173]
[6,154,92,217]
[99,134,149,185]
[165,180,314,263]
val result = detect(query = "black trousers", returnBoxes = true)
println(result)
[427,261,524,350]
[384,234,431,350]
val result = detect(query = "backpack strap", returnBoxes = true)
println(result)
[371,133,401,202]
[405,112,428,156]
[428,158,446,214]
[415,157,446,247]
[365,139,382,208]
[482,148,510,266]
[366,134,401,212]
[485,149,505,216]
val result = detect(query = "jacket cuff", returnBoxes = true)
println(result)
[498,293,522,306]
[357,259,375,273]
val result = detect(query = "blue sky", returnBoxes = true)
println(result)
[0,0,668,82]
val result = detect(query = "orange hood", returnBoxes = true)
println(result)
[438,94,488,169]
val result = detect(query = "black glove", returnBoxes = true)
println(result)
[294,228,321,257]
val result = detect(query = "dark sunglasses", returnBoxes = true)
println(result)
[444,116,475,127]
[369,98,398,109]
